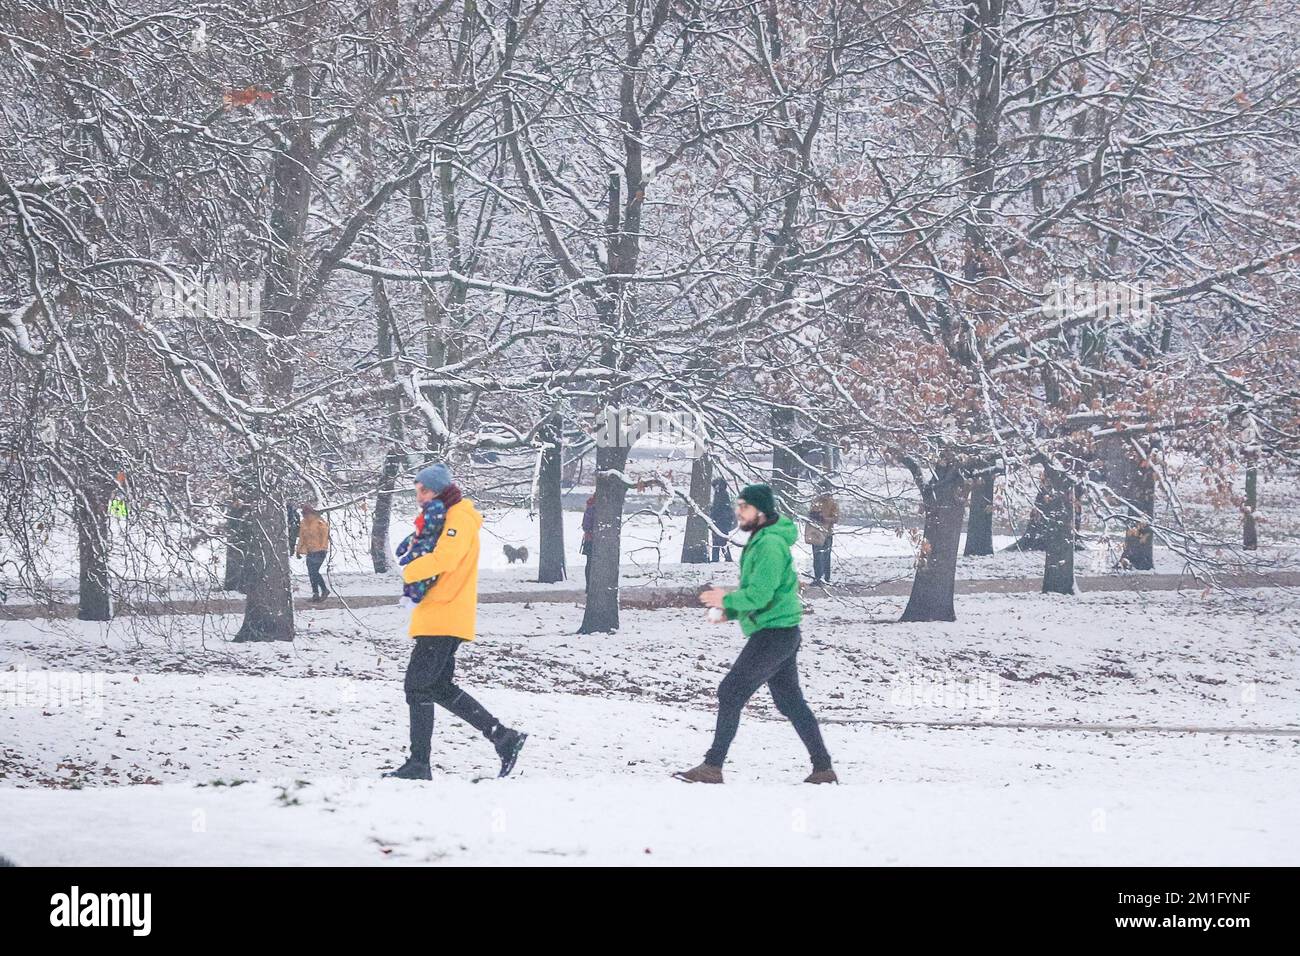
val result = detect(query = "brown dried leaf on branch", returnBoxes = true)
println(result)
[223,87,274,109]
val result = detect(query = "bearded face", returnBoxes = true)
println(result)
[736,501,766,533]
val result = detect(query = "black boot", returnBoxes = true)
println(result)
[490,726,528,778]
[382,757,432,780]
[384,703,435,780]
[434,689,524,777]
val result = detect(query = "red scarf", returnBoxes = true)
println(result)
[438,484,463,510]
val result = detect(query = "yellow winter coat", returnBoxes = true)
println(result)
[402,498,483,641]
[296,513,330,555]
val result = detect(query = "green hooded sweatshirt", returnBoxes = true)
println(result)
[722,514,803,636]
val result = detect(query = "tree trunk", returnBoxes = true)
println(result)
[900,464,968,622]
[370,449,401,573]
[75,488,113,622]
[537,414,567,583]
[1103,435,1155,570]
[1243,464,1258,551]
[223,499,250,593]
[232,73,309,642]
[368,225,404,575]
[963,472,996,556]
[1120,461,1155,571]
[1006,473,1050,551]
[562,444,581,487]
[233,475,295,642]
[680,455,712,564]
[578,444,630,633]
[1041,464,1076,595]
[770,407,802,513]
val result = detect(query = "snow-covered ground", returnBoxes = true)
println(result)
[2,586,1297,865]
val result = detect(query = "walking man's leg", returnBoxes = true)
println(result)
[766,634,836,782]
[306,551,327,599]
[386,636,527,779]
[677,628,799,783]
[425,638,499,736]
[428,638,528,777]
[385,636,455,779]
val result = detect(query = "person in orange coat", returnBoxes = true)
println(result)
[382,463,527,781]
[295,504,330,602]
[806,482,840,586]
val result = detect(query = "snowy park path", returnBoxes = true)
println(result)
[823,716,1300,736]
[3,569,1298,620]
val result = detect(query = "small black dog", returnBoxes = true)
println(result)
[503,544,529,565]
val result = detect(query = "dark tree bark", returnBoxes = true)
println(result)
[233,462,295,642]
[1120,468,1154,571]
[370,449,401,573]
[1102,435,1155,570]
[1041,464,1077,595]
[368,226,404,575]
[231,55,310,642]
[1006,473,1050,552]
[223,497,250,593]
[769,407,803,513]
[578,444,630,633]
[1243,464,1259,551]
[900,462,969,622]
[561,445,581,487]
[963,472,996,556]
[680,455,712,564]
[537,414,567,583]
[75,486,113,622]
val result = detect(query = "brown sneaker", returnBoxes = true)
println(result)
[673,763,724,784]
[804,769,839,785]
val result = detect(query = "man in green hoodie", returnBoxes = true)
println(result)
[675,483,837,784]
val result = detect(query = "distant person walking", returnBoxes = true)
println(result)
[287,504,301,558]
[678,483,836,785]
[295,504,330,602]
[709,477,735,562]
[383,463,527,781]
[580,494,597,588]
[806,482,839,585]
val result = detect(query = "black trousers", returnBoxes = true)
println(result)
[811,535,833,582]
[305,550,328,595]
[404,636,502,762]
[710,543,733,562]
[705,626,832,772]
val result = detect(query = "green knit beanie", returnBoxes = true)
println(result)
[738,483,778,520]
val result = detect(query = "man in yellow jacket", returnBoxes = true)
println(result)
[383,463,527,780]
